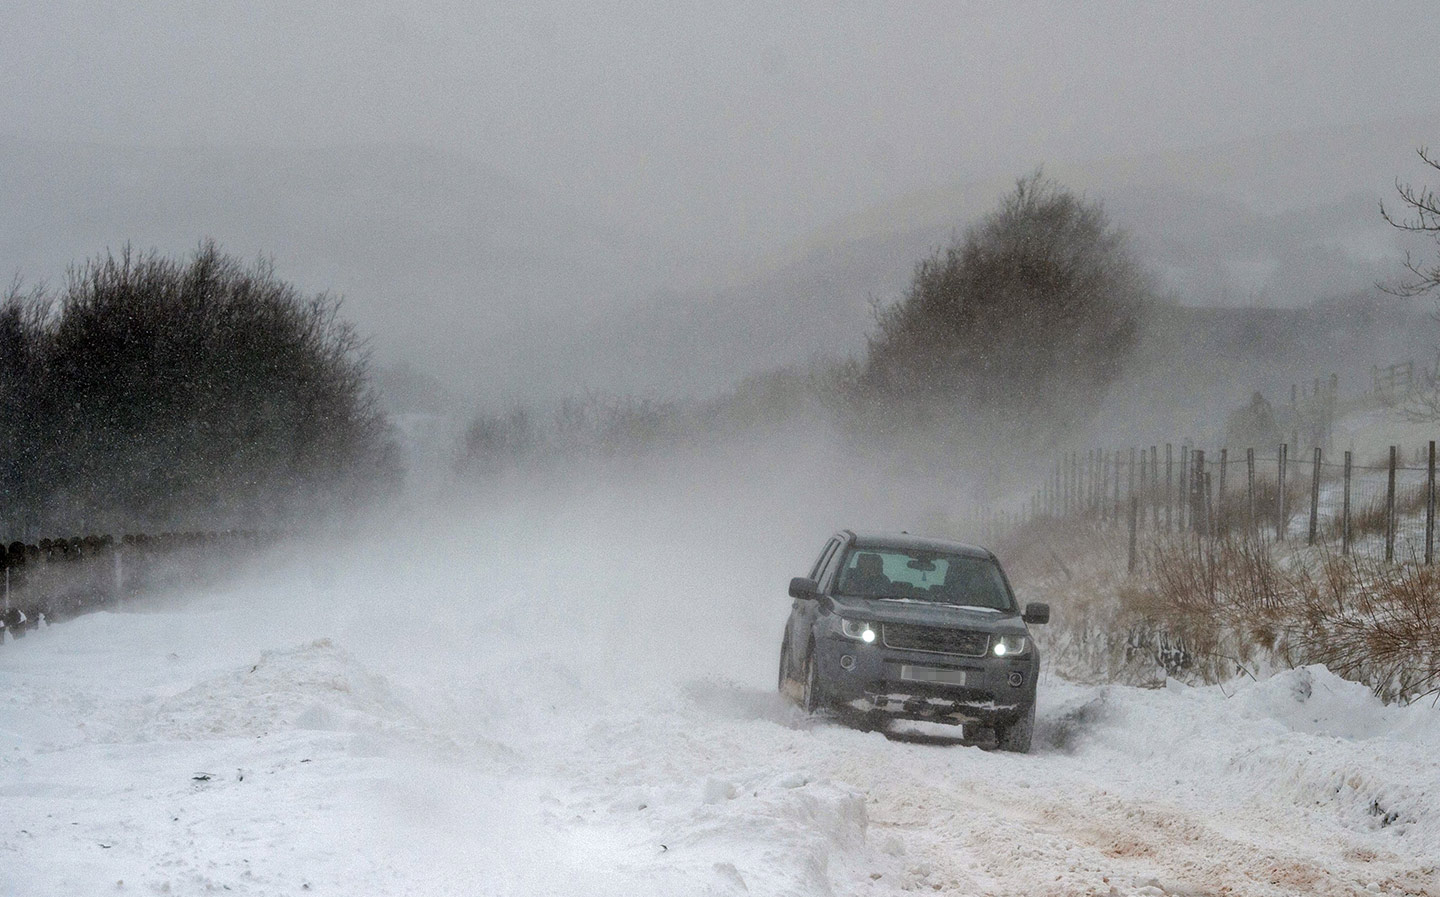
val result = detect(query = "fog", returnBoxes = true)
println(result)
[5,2,1440,403]
[4,0,1440,583]
[10,12,1440,886]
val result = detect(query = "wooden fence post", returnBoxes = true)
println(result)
[1386,445,1397,563]
[1180,445,1190,531]
[1193,450,1205,535]
[1277,443,1289,540]
[1308,447,1322,546]
[1247,447,1256,537]
[1203,471,1214,540]
[1218,448,1228,531]
[1071,451,1079,517]
[1113,451,1122,522]
[1342,450,1353,556]
[1100,451,1110,521]
[1165,443,1174,533]
[1123,449,1134,526]
[1128,495,1139,574]
[1150,446,1159,529]
[1082,449,1094,518]
[1062,454,1069,516]
[1134,446,1146,529]
[1428,440,1436,565]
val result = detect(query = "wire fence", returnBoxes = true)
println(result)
[982,440,1440,568]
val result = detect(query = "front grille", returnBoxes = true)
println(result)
[882,623,989,657]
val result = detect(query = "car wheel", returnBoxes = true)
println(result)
[801,644,826,714]
[995,702,1035,753]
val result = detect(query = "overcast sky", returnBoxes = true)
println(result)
[4,2,1440,402]
[6,2,1438,256]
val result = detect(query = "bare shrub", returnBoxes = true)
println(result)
[2,244,398,532]
[1287,548,1440,702]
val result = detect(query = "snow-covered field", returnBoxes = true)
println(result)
[3,459,1439,896]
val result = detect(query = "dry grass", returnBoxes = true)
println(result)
[1207,478,1310,537]
[998,520,1440,702]
[1347,485,1430,537]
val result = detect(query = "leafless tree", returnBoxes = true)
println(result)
[1380,146,1440,297]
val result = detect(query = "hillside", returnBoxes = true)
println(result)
[4,117,1435,406]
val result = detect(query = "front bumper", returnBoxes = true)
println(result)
[813,630,1037,726]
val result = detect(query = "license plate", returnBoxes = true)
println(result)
[899,665,967,685]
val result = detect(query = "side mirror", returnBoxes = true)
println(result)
[1022,602,1050,625]
[789,577,820,599]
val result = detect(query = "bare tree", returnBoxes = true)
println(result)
[1381,146,1440,297]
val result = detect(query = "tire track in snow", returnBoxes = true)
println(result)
[818,723,1439,897]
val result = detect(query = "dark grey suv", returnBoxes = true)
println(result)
[778,531,1048,752]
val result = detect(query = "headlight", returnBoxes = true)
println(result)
[839,618,878,644]
[992,635,1028,657]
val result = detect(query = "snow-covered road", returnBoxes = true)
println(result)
[5,597,1437,895]
[3,466,1438,896]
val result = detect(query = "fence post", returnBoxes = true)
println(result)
[1180,445,1190,531]
[1201,450,1211,534]
[1192,450,1205,534]
[1276,443,1288,541]
[1150,446,1159,529]
[1070,451,1079,517]
[1342,450,1353,555]
[1113,451,1121,522]
[1061,455,1068,516]
[1308,447,1322,546]
[1428,440,1436,565]
[1140,446,1152,529]
[1247,447,1256,536]
[1100,451,1110,521]
[1123,446,1134,524]
[1093,451,1102,521]
[1218,448,1228,531]
[1386,445,1397,563]
[1128,495,1139,574]
[1165,443,1174,533]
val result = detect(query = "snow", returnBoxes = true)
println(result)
[2,471,1438,896]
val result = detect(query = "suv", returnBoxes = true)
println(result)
[778,531,1048,752]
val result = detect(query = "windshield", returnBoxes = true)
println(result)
[835,546,1015,610]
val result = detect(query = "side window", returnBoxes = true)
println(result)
[808,538,841,581]
[817,543,849,590]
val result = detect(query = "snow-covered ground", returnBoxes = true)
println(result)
[3,458,1439,896]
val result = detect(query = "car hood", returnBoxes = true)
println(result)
[831,596,1029,634]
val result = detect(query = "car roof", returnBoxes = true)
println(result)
[845,530,994,559]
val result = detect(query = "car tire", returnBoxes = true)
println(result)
[995,702,1035,753]
[801,643,826,714]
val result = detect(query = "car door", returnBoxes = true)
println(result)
[788,536,842,670]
